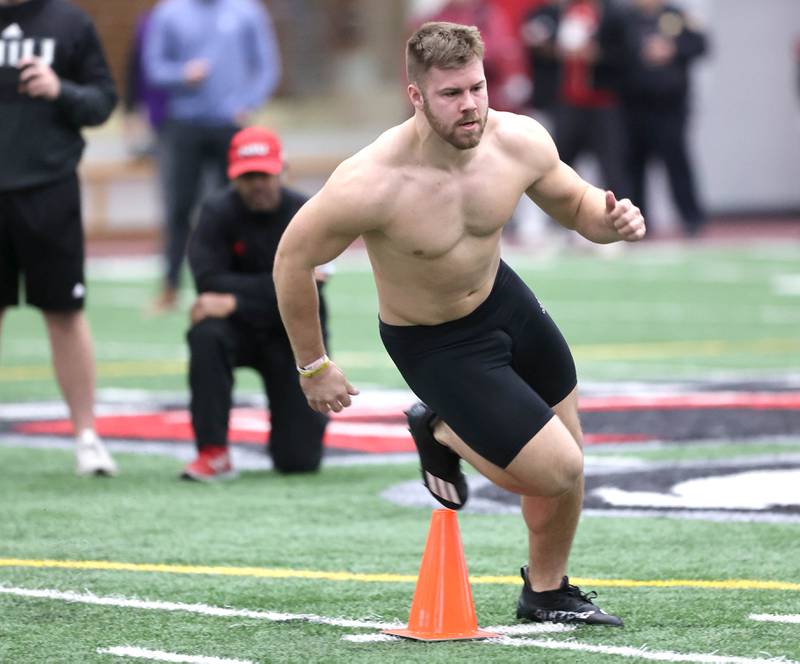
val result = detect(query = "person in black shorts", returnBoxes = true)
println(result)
[0,0,117,476]
[274,22,645,626]
[181,126,330,481]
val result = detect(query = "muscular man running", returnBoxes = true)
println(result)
[274,21,645,626]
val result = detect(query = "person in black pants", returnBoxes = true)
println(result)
[182,126,329,481]
[551,0,632,199]
[622,0,707,237]
[142,0,281,313]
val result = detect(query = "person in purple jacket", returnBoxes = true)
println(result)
[122,9,169,157]
[143,0,281,313]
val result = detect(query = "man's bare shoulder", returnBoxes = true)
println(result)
[489,110,559,168]
[324,121,413,205]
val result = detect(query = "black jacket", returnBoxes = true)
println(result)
[188,185,322,330]
[622,3,707,108]
[0,0,116,191]
[523,0,629,104]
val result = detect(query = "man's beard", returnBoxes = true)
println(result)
[422,100,487,150]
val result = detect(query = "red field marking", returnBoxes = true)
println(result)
[13,408,651,451]
[579,392,800,411]
[13,392,798,452]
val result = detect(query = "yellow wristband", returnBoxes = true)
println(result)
[297,354,331,378]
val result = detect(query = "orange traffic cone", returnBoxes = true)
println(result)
[384,508,499,641]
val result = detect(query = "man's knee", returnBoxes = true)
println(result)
[507,418,584,498]
[550,441,583,496]
[268,415,326,474]
[270,446,322,474]
[187,317,230,351]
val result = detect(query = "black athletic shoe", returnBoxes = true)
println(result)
[405,402,468,510]
[516,566,623,626]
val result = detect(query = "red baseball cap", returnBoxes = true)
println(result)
[227,126,283,179]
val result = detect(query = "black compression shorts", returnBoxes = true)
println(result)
[380,260,577,469]
[0,174,86,311]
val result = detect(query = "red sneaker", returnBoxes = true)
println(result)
[181,447,237,481]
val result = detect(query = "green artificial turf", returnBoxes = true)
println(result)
[1,446,799,663]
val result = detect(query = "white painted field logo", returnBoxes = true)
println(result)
[463,458,800,523]
[583,461,800,521]
[0,25,56,67]
[592,468,800,511]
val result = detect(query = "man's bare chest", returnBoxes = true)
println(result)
[382,168,524,255]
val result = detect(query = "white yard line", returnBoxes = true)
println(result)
[773,275,800,296]
[0,585,569,637]
[87,256,161,280]
[97,646,255,664]
[0,585,402,630]
[3,585,797,662]
[750,614,800,624]
[346,634,799,663]
[487,636,799,662]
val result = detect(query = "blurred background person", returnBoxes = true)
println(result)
[550,0,631,198]
[182,127,329,481]
[143,0,281,314]
[514,0,629,248]
[0,0,117,476]
[621,0,708,237]
[413,0,531,113]
[520,0,562,125]
[122,7,168,159]
[796,36,800,101]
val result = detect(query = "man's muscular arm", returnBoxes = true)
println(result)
[274,160,380,412]
[522,120,645,244]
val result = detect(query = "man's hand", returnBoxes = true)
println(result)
[300,362,359,414]
[190,292,236,324]
[183,58,210,87]
[605,191,646,242]
[642,35,677,67]
[17,57,60,100]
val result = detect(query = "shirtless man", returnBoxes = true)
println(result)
[274,22,644,626]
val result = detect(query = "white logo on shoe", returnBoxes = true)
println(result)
[537,610,596,622]
[424,470,461,505]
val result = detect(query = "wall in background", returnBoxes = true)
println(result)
[682,0,799,214]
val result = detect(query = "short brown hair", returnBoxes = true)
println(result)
[406,22,485,84]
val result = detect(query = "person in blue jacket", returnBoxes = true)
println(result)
[143,0,281,312]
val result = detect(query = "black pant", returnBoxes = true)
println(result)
[160,121,238,289]
[187,318,328,473]
[624,104,705,235]
[555,103,631,199]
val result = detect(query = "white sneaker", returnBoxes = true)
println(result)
[75,430,118,477]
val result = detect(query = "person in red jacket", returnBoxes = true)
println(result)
[532,0,631,198]
[413,0,531,113]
